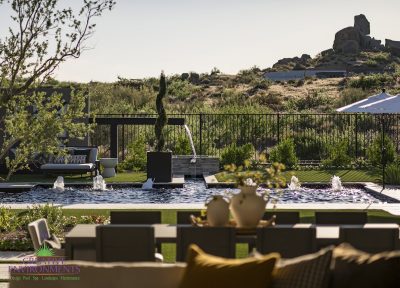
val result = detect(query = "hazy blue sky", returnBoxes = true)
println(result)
[1,0,400,82]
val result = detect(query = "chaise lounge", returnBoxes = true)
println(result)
[40,146,99,177]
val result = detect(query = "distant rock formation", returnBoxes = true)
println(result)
[386,39,400,57]
[272,54,312,70]
[333,14,383,54]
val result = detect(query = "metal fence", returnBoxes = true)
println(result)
[89,113,400,162]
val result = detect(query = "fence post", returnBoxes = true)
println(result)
[110,123,118,159]
[277,113,281,144]
[199,113,203,156]
[121,114,125,161]
[354,114,358,159]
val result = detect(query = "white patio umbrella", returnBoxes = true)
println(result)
[336,89,394,113]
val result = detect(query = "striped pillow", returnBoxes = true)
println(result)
[52,156,67,164]
[273,246,333,288]
[69,155,86,164]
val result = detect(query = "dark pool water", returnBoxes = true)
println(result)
[0,180,388,204]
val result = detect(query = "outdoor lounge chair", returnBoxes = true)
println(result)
[96,225,163,262]
[28,218,64,256]
[263,211,300,224]
[315,212,368,225]
[256,225,317,258]
[110,211,162,224]
[40,146,99,177]
[176,226,236,261]
[339,224,400,253]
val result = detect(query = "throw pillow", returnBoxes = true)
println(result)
[273,246,333,288]
[331,243,400,288]
[69,155,86,164]
[178,244,279,288]
[52,156,66,164]
[73,148,91,162]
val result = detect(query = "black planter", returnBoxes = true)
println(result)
[147,151,172,183]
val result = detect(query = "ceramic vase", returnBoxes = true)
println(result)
[206,195,230,227]
[230,185,267,228]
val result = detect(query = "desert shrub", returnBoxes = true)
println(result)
[337,88,368,107]
[220,143,254,167]
[293,134,327,160]
[286,91,331,111]
[367,134,396,166]
[365,59,378,67]
[235,66,262,84]
[385,164,400,185]
[269,139,298,169]
[0,206,18,232]
[322,140,352,168]
[348,74,395,90]
[20,204,64,236]
[89,83,156,114]
[173,135,192,155]
[168,79,200,100]
[119,136,147,171]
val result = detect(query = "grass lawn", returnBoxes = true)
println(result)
[216,169,381,183]
[0,171,147,184]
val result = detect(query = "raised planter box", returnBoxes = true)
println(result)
[147,151,172,183]
[172,155,219,176]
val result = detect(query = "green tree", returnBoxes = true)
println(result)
[0,0,115,180]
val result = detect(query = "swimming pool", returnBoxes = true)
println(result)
[0,180,395,204]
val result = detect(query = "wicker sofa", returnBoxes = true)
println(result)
[40,147,99,177]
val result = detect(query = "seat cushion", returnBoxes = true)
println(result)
[272,246,333,288]
[331,243,400,288]
[41,163,94,170]
[178,244,279,288]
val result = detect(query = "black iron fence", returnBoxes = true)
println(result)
[89,113,400,163]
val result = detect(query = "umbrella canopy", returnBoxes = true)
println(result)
[336,90,393,113]
[358,94,400,114]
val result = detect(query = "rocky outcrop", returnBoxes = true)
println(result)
[333,27,360,54]
[333,14,384,54]
[354,14,370,35]
[386,39,400,57]
[272,54,312,70]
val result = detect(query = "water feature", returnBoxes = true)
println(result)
[183,124,197,163]
[331,175,343,192]
[53,176,65,192]
[93,175,107,191]
[142,178,154,190]
[288,176,301,190]
[1,180,393,204]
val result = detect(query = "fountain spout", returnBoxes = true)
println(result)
[53,176,65,192]
[288,176,301,190]
[93,175,107,191]
[331,175,342,192]
[142,178,154,190]
[183,124,197,163]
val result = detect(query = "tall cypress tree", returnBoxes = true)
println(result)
[155,71,167,152]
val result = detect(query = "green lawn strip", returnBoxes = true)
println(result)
[215,169,381,183]
[0,172,146,184]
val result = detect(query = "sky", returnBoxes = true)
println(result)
[1,0,400,82]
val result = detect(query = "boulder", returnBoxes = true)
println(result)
[386,39,400,56]
[333,27,360,53]
[180,73,189,81]
[320,49,334,57]
[188,72,200,84]
[360,35,383,51]
[354,14,370,35]
[340,40,360,54]
[300,54,311,63]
